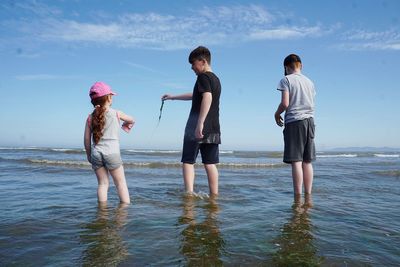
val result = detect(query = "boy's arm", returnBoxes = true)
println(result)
[274,90,289,127]
[195,92,212,139]
[84,119,91,162]
[162,93,193,101]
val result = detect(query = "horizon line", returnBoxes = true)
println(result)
[0,145,399,152]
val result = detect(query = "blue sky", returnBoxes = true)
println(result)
[0,0,399,150]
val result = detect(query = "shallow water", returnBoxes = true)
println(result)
[0,148,399,266]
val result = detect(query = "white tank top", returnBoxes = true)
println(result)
[91,108,120,154]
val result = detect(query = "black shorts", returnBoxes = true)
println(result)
[283,117,316,163]
[181,140,219,164]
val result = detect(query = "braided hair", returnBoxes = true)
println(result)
[90,95,110,145]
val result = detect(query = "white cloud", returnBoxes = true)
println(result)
[339,29,400,51]
[161,82,189,90]
[5,2,399,52]
[197,5,274,25]
[16,74,81,80]
[123,61,166,76]
[249,26,322,40]
[4,4,326,50]
[1,0,61,17]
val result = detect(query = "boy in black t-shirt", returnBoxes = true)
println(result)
[162,46,221,196]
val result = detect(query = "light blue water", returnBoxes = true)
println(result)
[0,148,399,266]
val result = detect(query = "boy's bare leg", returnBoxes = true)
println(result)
[302,161,314,194]
[94,167,110,203]
[183,163,195,193]
[204,164,219,195]
[291,161,303,195]
[109,165,131,204]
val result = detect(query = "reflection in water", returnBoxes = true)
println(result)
[272,195,323,266]
[178,195,225,266]
[80,203,129,266]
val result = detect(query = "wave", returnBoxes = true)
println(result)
[266,152,283,158]
[228,151,282,158]
[317,154,358,158]
[217,163,285,168]
[373,170,400,177]
[27,159,90,167]
[8,148,397,160]
[220,150,234,154]
[125,149,180,154]
[0,147,44,150]
[50,148,85,153]
[374,154,399,158]
[0,147,84,154]
[124,149,234,155]
[3,157,285,169]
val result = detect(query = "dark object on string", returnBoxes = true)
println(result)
[157,99,165,126]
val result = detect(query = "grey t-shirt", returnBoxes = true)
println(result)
[277,73,315,124]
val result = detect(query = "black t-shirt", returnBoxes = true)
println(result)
[184,72,221,144]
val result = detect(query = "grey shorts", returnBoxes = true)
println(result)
[91,150,123,170]
[283,117,316,163]
[181,140,219,164]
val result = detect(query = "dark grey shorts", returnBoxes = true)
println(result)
[181,140,219,164]
[283,117,316,163]
[91,150,123,170]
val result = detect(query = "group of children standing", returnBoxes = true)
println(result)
[83,46,316,204]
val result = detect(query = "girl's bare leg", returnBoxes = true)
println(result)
[109,165,130,204]
[94,167,110,203]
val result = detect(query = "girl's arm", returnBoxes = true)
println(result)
[84,118,91,162]
[118,111,135,124]
[162,93,193,101]
[118,111,135,133]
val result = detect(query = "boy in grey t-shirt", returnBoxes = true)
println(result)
[274,54,316,197]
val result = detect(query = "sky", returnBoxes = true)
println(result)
[0,0,399,150]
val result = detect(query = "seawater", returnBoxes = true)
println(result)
[0,148,399,266]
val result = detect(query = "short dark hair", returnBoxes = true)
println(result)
[283,54,302,75]
[188,46,211,64]
[283,54,302,67]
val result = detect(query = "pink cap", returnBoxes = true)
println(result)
[89,81,116,100]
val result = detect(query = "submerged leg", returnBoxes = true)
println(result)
[302,161,314,194]
[94,167,110,203]
[183,163,195,193]
[291,161,303,195]
[109,165,130,204]
[204,164,219,196]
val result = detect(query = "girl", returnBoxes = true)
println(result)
[84,81,135,204]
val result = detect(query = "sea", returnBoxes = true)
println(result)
[0,147,399,266]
